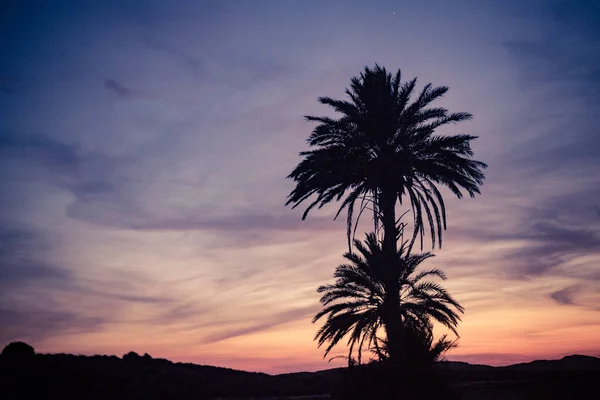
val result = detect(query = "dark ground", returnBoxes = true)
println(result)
[1,348,599,399]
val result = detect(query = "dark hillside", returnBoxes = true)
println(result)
[0,351,333,400]
[1,344,599,400]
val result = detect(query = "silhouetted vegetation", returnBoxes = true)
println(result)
[313,233,463,398]
[314,232,462,366]
[123,351,142,360]
[1,342,35,358]
[332,360,459,400]
[287,65,487,398]
[287,64,487,252]
[1,345,598,399]
[0,344,333,399]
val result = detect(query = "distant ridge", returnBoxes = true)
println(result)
[1,344,599,399]
[3,347,600,375]
[313,354,600,375]
[501,354,600,372]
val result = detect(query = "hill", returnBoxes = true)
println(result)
[1,344,599,399]
[503,354,600,372]
[0,349,335,400]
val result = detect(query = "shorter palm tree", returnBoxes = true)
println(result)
[313,232,463,365]
[372,321,458,366]
[334,321,460,400]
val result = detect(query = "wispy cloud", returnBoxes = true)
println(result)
[509,223,600,278]
[0,229,70,289]
[0,132,80,173]
[549,286,579,306]
[104,79,132,98]
[203,305,321,344]
[0,308,105,343]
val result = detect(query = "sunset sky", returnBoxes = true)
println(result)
[1,0,599,374]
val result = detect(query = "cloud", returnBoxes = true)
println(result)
[549,286,579,306]
[548,285,600,312]
[0,131,80,174]
[104,79,132,98]
[67,205,339,233]
[143,302,212,327]
[0,308,105,343]
[203,305,320,344]
[449,217,600,280]
[0,222,107,345]
[61,172,341,236]
[505,0,600,88]
[0,229,70,289]
[0,259,69,287]
[501,2,600,174]
[0,228,41,257]
[0,128,331,239]
[82,288,173,305]
[509,223,600,277]
[142,36,203,70]
[0,226,194,342]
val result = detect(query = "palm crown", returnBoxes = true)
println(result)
[286,65,487,250]
[313,232,463,364]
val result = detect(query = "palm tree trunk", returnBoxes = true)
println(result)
[380,190,399,352]
[380,189,409,397]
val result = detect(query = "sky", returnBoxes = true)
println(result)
[1,0,599,374]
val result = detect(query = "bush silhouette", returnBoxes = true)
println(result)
[122,351,141,360]
[1,341,35,358]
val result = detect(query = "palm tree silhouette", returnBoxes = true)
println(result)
[286,65,485,370]
[286,64,486,252]
[314,233,463,366]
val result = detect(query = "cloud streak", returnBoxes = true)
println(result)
[0,308,105,343]
[203,305,321,344]
[549,286,579,306]
[104,79,132,98]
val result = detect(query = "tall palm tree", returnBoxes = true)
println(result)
[287,64,485,364]
[314,233,463,366]
[287,64,486,251]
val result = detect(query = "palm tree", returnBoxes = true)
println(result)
[287,64,485,365]
[313,233,463,366]
[373,321,458,366]
[287,64,486,251]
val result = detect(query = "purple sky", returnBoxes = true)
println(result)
[1,0,599,373]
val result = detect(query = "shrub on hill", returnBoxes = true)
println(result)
[1,341,35,358]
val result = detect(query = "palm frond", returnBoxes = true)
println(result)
[313,232,463,363]
[287,65,486,250]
